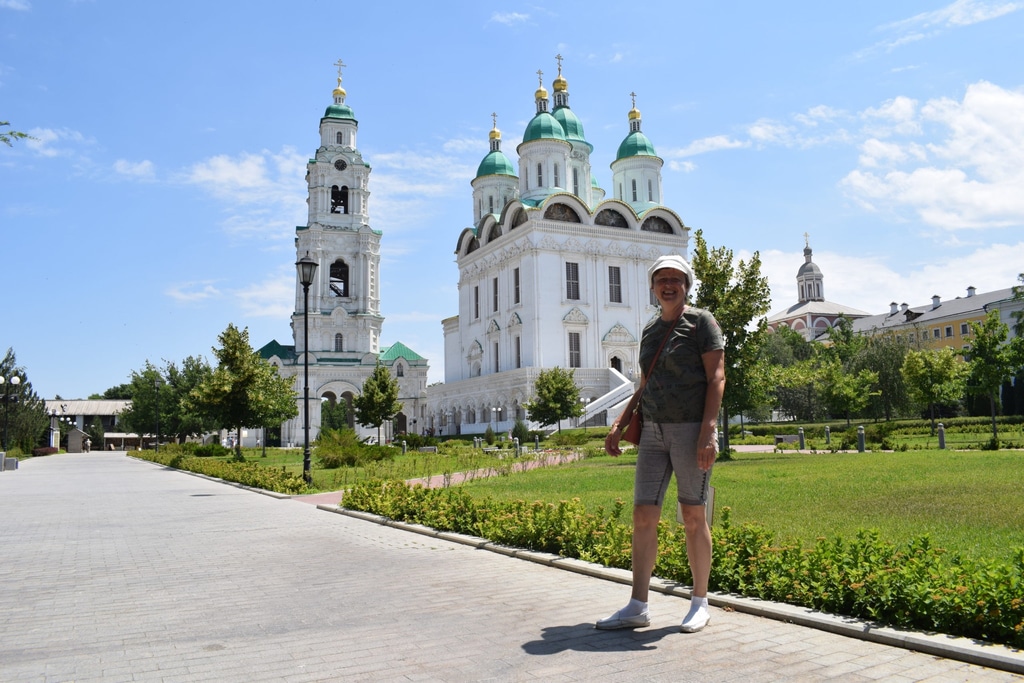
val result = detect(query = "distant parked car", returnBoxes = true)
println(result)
[361,435,378,445]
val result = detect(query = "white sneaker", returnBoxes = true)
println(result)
[595,605,650,630]
[680,601,710,633]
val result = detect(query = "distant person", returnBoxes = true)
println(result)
[84,438,91,453]
[597,254,725,634]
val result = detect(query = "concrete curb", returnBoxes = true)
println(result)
[318,503,1024,676]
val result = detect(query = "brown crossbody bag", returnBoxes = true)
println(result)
[618,312,680,445]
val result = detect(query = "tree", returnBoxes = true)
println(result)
[353,362,402,444]
[320,397,349,431]
[819,356,879,427]
[524,367,582,431]
[188,324,298,458]
[967,311,1024,444]
[1011,273,1024,337]
[0,348,49,453]
[1,121,32,147]
[92,383,134,400]
[690,230,773,453]
[852,332,911,421]
[901,347,969,435]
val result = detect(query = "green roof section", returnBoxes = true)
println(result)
[523,112,567,143]
[475,150,517,178]
[258,339,295,362]
[616,130,658,160]
[323,103,356,121]
[552,106,593,152]
[379,341,426,362]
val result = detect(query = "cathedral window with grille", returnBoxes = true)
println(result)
[573,168,579,196]
[565,262,580,300]
[609,266,622,303]
[329,260,349,297]
[515,336,522,369]
[631,179,637,202]
[336,132,343,144]
[513,267,520,304]
[396,363,405,377]
[554,164,560,188]
[568,332,581,368]
[334,333,344,352]
[537,163,543,186]
[474,286,480,319]
[648,179,653,201]
[492,277,499,312]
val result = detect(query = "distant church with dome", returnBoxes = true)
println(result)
[423,57,689,435]
[766,235,868,340]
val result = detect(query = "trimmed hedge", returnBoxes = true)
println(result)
[136,450,308,495]
[342,479,1024,648]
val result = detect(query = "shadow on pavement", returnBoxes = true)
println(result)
[522,623,678,654]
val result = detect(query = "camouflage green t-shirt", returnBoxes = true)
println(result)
[639,307,724,424]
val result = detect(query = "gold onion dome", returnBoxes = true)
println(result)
[333,77,346,98]
[489,126,501,141]
[553,73,567,92]
[628,106,641,120]
[535,84,548,100]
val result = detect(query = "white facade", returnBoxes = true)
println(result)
[427,64,689,435]
[261,69,429,444]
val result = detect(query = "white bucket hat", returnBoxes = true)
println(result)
[648,254,694,289]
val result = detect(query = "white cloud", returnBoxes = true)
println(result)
[184,146,307,240]
[886,0,1024,30]
[166,281,221,304]
[490,12,528,26]
[0,0,31,10]
[842,81,1024,230]
[25,127,89,157]
[669,160,696,173]
[113,158,154,180]
[668,135,748,157]
[232,269,294,319]
[794,105,845,127]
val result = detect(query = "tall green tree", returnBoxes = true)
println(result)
[967,311,1024,443]
[118,363,165,446]
[524,367,582,432]
[320,397,349,431]
[820,356,879,427]
[188,324,298,458]
[901,347,969,435]
[852,332,911,421]
[690,230,773,453]
[0,348,49,453]
[353,362,402,444]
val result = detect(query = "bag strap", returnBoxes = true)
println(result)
[620,310,682,421]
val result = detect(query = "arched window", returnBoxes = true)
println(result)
[331,185,349,214]
[396,363,405,377]
[648,179,653,201]
[336,132,343,144]
[488,195,494,213]
[631,179,637,202]
[329,260,349,297]
[553,164,560,188]
[573,168,579,195]
[611,356,623,373]
[334,334,344,352]
[537,163,543,186]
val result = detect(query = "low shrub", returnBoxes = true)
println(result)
[193,443,231,458]
[135,449,308,495]
[32,446,58,457]
[548,431,590,447]
[341,480,1024,649]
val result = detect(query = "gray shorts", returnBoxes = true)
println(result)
[634,422,713,507]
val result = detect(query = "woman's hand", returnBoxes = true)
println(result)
[697,426,717,471]
[605,426,623,457]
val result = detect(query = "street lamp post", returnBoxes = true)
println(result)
[1,374,21,452]
[154,378,162,453]
[296,253,319,484]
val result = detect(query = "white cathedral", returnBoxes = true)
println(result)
[424,59,690,436]
[262,59,692,443]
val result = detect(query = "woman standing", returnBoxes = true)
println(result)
[597,254,725,633]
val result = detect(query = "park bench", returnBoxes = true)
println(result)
[774,434,800,446]
[416,446,438,453]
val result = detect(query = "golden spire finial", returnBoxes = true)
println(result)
[555,53,563,76]
[630,91,636,108]
[491,112,498,128]
[804,232,811,248]
[536,69,544,87]
[332,58,347,97]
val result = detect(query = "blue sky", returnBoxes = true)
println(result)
[2,0,1022,400]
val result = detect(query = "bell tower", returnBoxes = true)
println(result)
[293,60,383,357]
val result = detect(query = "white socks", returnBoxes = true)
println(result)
[619,598,648,617]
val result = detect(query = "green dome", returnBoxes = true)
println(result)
[476,150,516,178]
[523,112,566,143]
[324,103,356,120]
[591,176,601,188]
[616,131,657,160]
[552,107,592,152]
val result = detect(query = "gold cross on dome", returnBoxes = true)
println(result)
[630,91,637,108]
[555,53,563,75]
[804,231,810,247]
[334,58,346,80]
[491,112,498,128]
[536,69,543,86]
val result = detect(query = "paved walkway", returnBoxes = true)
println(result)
[1,452,1022,682]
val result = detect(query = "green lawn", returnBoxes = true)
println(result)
[456,448,1024,563]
